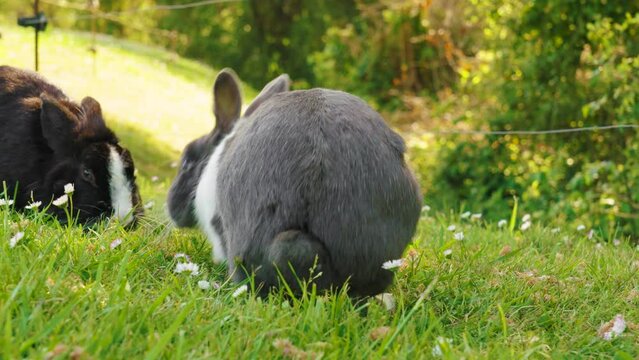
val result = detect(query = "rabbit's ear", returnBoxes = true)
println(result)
[213,69,242,134]
[244,74,290,118]
[40,93,78,155]
[80,96,106,127]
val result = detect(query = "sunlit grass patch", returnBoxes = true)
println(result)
[0,23,256,152]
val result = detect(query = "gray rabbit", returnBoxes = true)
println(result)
[168,69,421,296]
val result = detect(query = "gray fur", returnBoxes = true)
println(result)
[168,70,422,297]
[166,69,241,227]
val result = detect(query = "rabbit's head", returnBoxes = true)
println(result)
[39,94,143,226]
[167,68,290,227]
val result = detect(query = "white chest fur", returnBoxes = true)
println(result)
[194,133,234,263]
[108,145,134,226]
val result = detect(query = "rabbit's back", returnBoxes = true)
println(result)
[218,89,421,295]
[0,67,61,203]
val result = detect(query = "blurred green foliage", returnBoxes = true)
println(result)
[421,2,639,236]
[1,0,637,236]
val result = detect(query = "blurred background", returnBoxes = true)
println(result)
[1,0,638,238]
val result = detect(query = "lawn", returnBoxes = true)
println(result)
[1,25,639,359]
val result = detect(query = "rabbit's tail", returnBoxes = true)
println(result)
[259,230,337,295]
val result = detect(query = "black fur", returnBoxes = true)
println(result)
[0,66,143,225]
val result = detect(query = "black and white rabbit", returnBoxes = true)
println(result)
[0,66,143,226]
[168,69,421,296]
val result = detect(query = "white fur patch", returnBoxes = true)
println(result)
[194,132,234,263]
[108,145,134,226]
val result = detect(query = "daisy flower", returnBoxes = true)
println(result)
[174,262,200,276]
[9,232,25,248]
[453,232,464,241]
[232,284,248,298]
[25,201,42,210]
[598,314,626,340]
[382,259,404,270]
[497,219,507,228]
[52,194,68,207]
[64,183,74,194]
[110,238,123,250]
[374,292,396,312]
[431,337,453,357]
[0,199,14,206]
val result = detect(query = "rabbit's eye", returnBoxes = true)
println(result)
[82,168,96,185]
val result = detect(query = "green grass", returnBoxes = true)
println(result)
[2,25,639,359]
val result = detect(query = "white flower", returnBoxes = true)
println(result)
[443,249,453,257]
[520,221,531,231]
[587,229,595,240]
[374,292,396,312]
[174,253,191,261]
[0,199,14,206]
[599,314,626,340]
[461,211,471,219]
[110,238,123,250]
[577,224,586,231]
[551,228,561,234]
[421,205,431,212]
[232,284,248,298]
[9,232,24,248]
[24,201,42,210]
[431,337,452,357]
[170,161,178,168]
[497,219,507,228]
[522,214,531,223]
[432,344,442,357]
[174,262,200,276]
[151,176,159,182]
[447,225,456,231]
[64,183,74,194]
[613,239,621,246]
[144,201,155,210]
[198,280,211,290]
[382,259,404,270]
[52,194,68,207]
[453,232,464,241]
[471,213,482,220]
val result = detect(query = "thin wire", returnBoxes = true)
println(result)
[43,0,243,18]
[421,124,639,136]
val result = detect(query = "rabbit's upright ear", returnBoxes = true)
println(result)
[81,96,106,128]
[40,93,78,155]
[244,74,290,117]
[213,69,242,134]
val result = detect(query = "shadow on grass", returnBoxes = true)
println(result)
[109,119,180,180]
